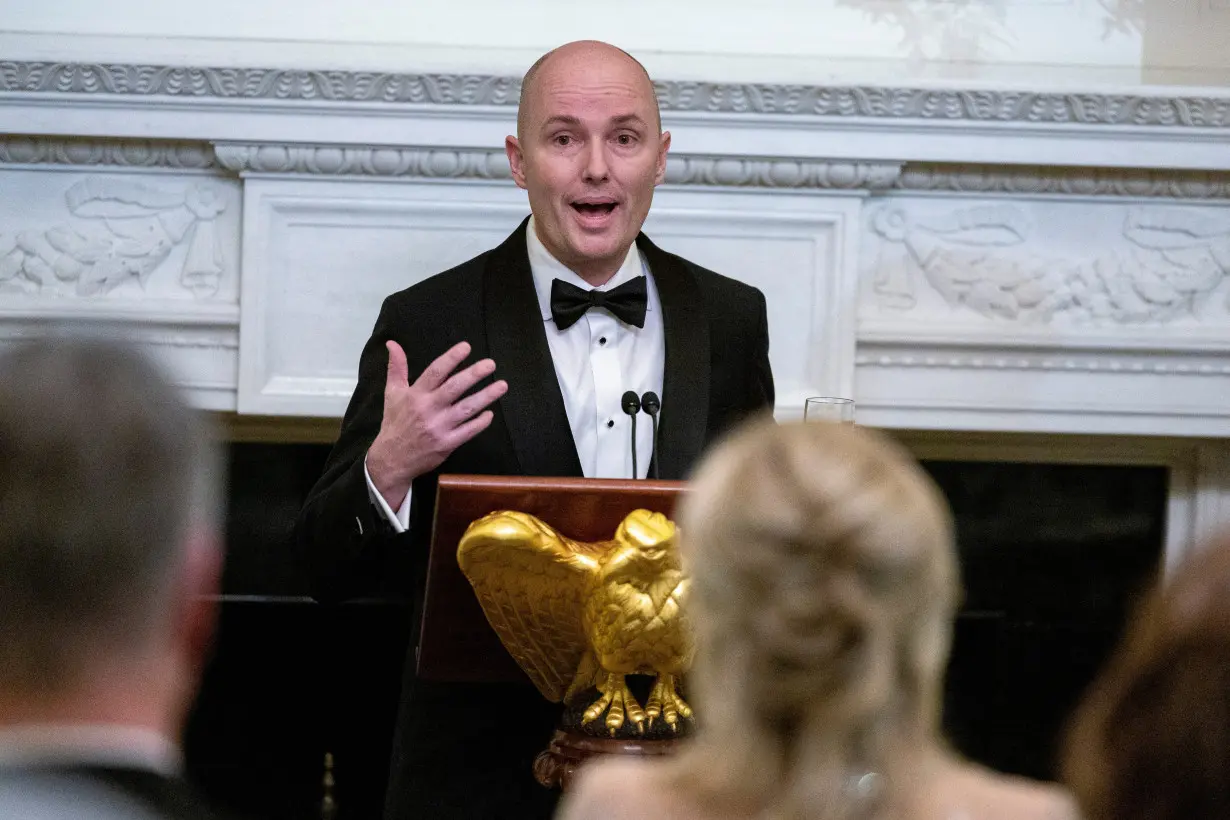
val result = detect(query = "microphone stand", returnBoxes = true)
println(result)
[621,391,641,479]
[641,391,661,480]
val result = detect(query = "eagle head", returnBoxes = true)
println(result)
[613,509,679,569]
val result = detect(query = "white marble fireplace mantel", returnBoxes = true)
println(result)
[1,61,1229,557]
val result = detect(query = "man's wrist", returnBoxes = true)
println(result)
[362,454,412,534]
[367,441,414,506]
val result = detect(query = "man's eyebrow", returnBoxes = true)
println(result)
[539,113,650,131]
[541,115,582,130]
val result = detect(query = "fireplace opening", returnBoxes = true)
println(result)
[187,441,413,820]
[927,459,1167,780]
[188,442,1168,818]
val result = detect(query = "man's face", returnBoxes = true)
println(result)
[507,48,670,281]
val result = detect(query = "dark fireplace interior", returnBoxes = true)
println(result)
[185,442,1167,819]
[925,459,1166,778]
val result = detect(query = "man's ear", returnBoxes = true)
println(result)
[654,131,672,185]
[506,136,529,190]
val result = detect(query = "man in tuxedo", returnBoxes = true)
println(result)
[297,40,774,819]
[0,337,225,820]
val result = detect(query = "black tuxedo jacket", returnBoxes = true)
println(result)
[298,217,774,606]
[294,217,773,819]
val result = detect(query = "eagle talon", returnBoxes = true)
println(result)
[645,673,691,730]
[582,673,646,736]
[582,689,614,724]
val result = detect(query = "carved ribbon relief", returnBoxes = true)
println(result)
[0,177,229,298]
[869,204,1230,324]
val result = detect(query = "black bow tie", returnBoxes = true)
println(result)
[550,276,648,330]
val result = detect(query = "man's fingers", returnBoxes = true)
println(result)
[448,380,508,425]
[447,409,496,450]
[385,341,410,388]
[437,358,497,405]
[412,341,472,391]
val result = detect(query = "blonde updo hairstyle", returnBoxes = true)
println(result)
[664,419,960,820]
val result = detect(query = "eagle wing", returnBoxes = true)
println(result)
[457,511,605,701]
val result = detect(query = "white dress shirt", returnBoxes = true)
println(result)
[0,724,181,774]
[365,217,666,532]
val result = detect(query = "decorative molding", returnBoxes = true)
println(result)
[4,61,1230,128]
[3,135,1229,198]
[655,84,1230,127]
[0,302,239,325]
[855,351,1230,376]
[0,324,238,348]
[664,156,902,190]
[890,429,1210,466]
[0,136,216,169]
[0,63,521,106]
[868,203,1230,324]
[215,142,903,189]
[213,144,512,179]
[215,412,341,444]
[0,177,231,298]
[897,163,1230,199]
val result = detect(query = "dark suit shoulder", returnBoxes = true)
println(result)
[648,243,766,307]
[381,247,493,317]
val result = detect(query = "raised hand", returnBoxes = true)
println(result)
[367,340,508,508]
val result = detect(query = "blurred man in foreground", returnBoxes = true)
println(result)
[0,336,226,820]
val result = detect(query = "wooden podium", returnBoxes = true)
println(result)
[416,474,689,788]
[417,473,687,682]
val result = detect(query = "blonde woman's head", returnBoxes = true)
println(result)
[671,419,959,817]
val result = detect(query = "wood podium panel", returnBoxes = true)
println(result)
[417,474,686,683]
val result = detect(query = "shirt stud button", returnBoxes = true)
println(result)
[606,419,615,428]
[599,337,607,345]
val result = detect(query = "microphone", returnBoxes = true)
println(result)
[621,390,641,479]
[640,391,661,479]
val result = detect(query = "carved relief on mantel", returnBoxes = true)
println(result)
[0,137,216,170]
[5,62,1230,130]
[0,141,242,409]
[213,142,904,191]
[0,173,240,305]
[895,163,1230,200]
[861,199,1230,327]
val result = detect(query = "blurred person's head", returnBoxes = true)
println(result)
[666,418,959,818]
[1063,532,1230,820]
[506,40,670,286]
[0,335,221,740]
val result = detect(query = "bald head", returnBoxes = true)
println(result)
[505,39,671,285]
[517,40,661,141]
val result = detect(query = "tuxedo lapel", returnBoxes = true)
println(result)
[484,218,584,477]
[638,234,711,480]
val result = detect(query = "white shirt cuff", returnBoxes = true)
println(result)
[363,453,411,533]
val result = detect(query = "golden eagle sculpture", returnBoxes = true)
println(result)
[457,508,694,735]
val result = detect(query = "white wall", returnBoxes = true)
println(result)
[2,0,1227,88]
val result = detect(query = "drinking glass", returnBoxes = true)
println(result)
[803,397,855,424]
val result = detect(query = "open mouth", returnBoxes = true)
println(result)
[571,200,619,223]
